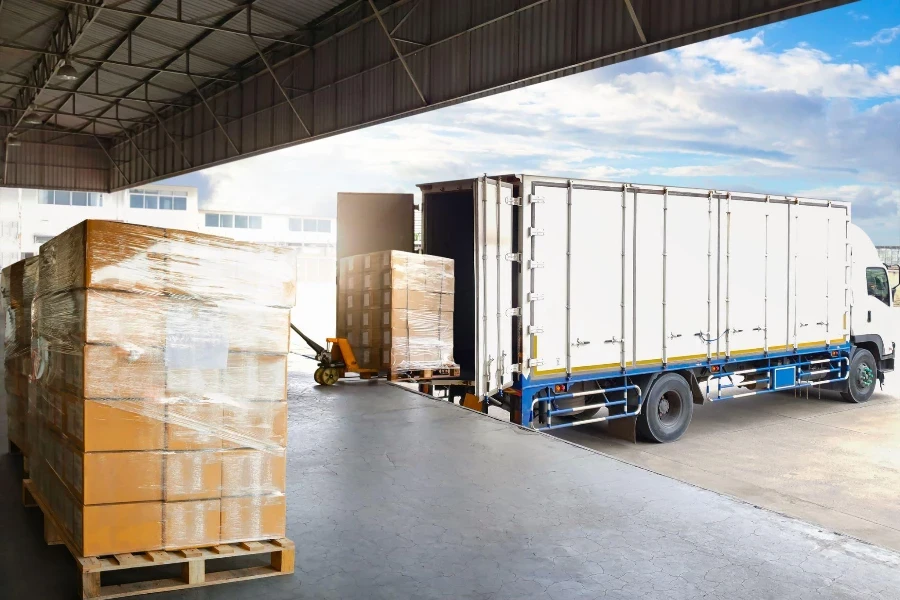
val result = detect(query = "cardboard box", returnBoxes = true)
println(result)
[37,220,168,298]
[164,500,220,549]
[64,345,167,399]
[164,230,296,308]
[82,501,164,556]
[79,451,163,504]
[166,400,224,451]
[164,452,222,501]
[221,449,286,497]
[221,495,286,543]
[222,401,287,449]
[67,398,166,452]
[359,328,385,348]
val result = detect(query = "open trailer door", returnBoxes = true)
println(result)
[336,192,414,258]
[476,177,516,397]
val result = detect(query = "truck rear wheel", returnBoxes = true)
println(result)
[841,348,877,404]
[637,373,693,443]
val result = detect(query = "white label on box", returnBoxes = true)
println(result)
[363,312,370,327]
[383,311,390,326]
[165,305,228,370]
[362,331,370,346]
[364,255,372,269]
[364,274,372,288]
[346,313,354,327]
[347,294,355,309]
[383,272,390,287]
[363,349,371,364]
[384,331,391,344]
[383,291,391,305]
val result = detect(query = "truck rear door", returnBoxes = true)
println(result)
[476,177,516,396]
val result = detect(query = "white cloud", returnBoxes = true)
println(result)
[797,184,900,245]
[854,25,900,47]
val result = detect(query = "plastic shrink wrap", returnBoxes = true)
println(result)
[2,256,39,457]
[26,220,295,557]
[336,250,456,372]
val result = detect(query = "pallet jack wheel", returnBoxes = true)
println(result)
[313,367,324,385]
[321,367,340,386]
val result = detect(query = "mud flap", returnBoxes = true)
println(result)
[606,404,637,443]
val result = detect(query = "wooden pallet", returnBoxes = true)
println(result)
[387,366,461,382]
[22,480,294,599]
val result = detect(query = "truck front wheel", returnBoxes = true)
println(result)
[841,349,877,404]
[637,373,693,443]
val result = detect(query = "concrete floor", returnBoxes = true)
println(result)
[3,368,900,598]
[552,376,900,553]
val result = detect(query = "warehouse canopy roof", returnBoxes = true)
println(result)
[0,0,855,192]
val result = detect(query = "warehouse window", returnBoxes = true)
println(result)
[21,252,34,259]
[34,235,53,245]
[130,190,187,210]
[866,268,891,306]
[205,213,262,229]
[39,190,102,207]
[289,217,303,232]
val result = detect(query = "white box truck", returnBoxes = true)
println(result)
[344,175,898,442]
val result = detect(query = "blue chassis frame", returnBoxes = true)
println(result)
[509,343,853,428]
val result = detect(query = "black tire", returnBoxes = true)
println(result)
[841,348,877,403]
[637,373,694,443]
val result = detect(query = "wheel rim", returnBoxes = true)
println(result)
[657,391,683,429]
[856,364,874,389]
[322,368,339,385]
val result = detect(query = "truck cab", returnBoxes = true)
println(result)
[848,225,897,399]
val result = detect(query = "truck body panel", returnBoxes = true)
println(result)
[509,176,850,384]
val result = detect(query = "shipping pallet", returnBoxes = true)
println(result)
[22,479,294,599]
[387,366,461,382]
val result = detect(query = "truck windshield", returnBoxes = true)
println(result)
[866,267,891,306]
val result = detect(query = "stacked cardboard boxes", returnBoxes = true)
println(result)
[2,255,39,456]
[337,250,455,372]
[28,220,295,557]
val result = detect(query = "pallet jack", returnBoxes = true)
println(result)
[291,324,377,386]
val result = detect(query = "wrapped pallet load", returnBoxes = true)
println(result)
[337,250,456,374]
[28,220,295,557]
[2,255,39,459]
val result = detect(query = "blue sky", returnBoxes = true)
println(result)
[167,0,900,244]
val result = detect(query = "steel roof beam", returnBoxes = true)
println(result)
[4,105,154,124]
[58,0,268,144]
[367,0,426,106]
[54,0,310,48]
[0,40,239,83]
[0,78,193,108]
[623,0,647,44]
[3,0,106,184]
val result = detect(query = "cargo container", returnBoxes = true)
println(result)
[340,175,898,442]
